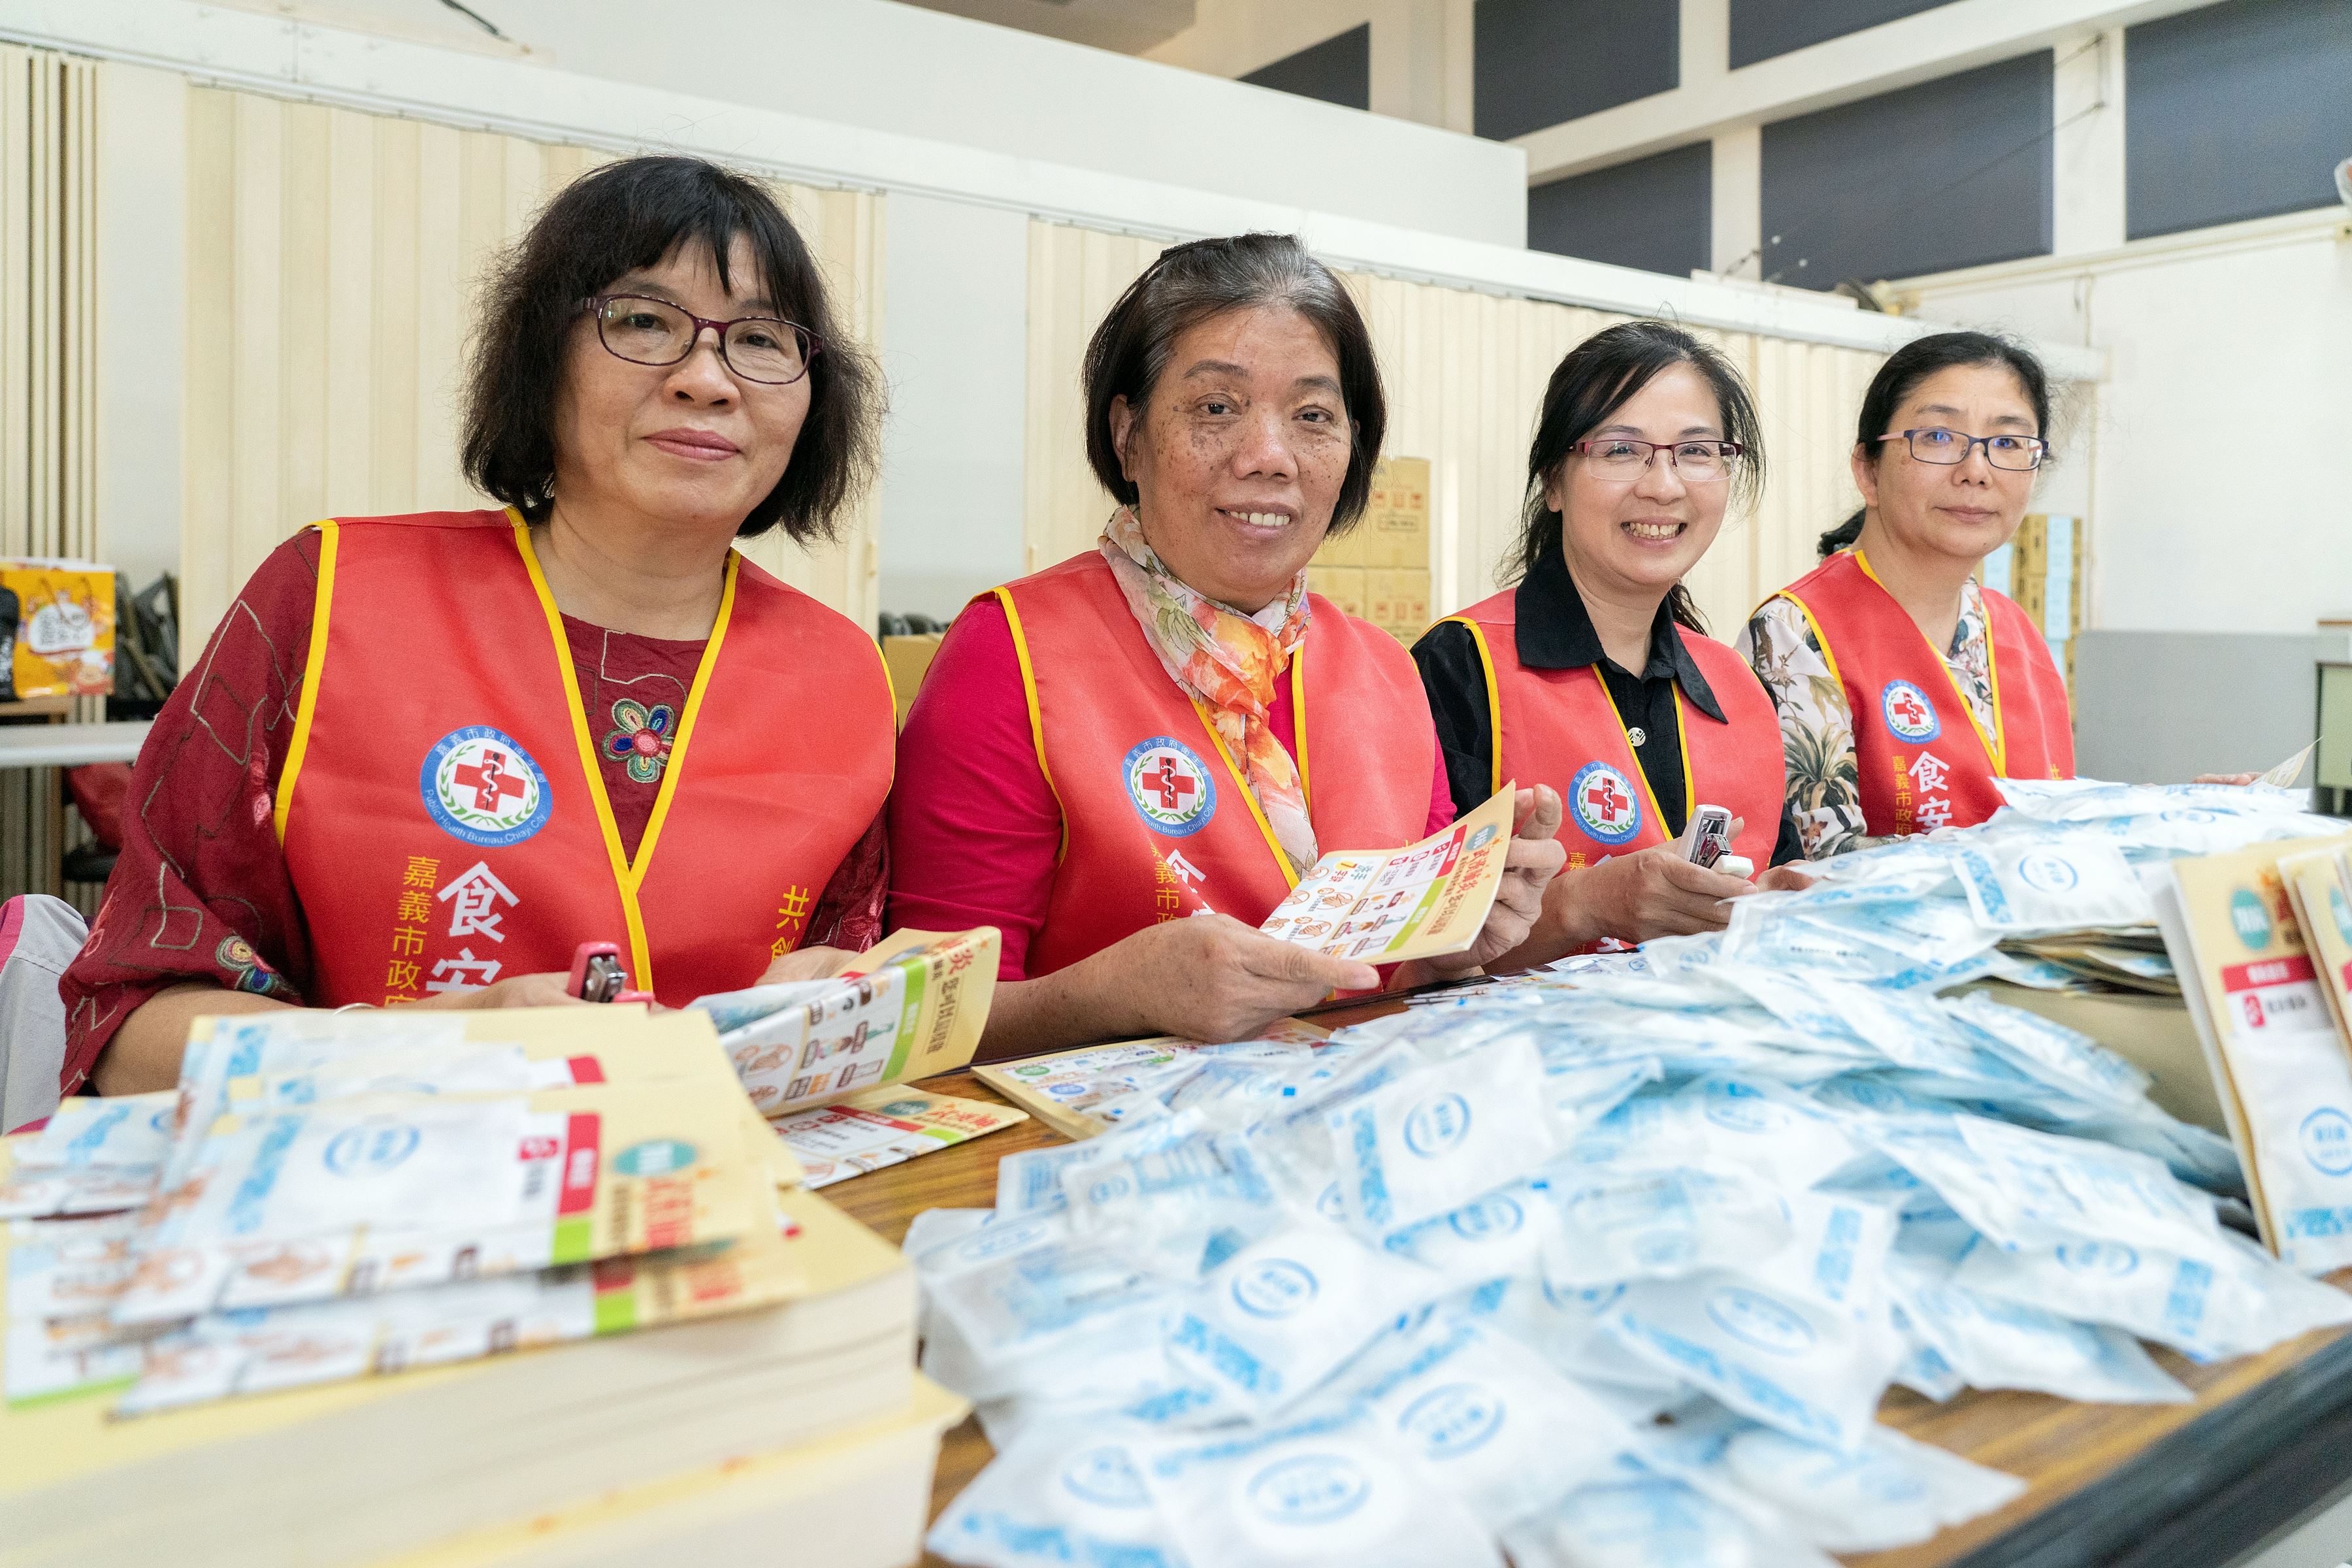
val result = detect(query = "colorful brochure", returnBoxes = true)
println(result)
[974,1020,1330,1141]
[768,1086,1028,1189]
[2160,832,2352,1269]
[1258,785,1517,964]
[695,928,1001,1118]
[2281,847,2352,1045]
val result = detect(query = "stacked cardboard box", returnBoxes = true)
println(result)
[1308,456,1431,645]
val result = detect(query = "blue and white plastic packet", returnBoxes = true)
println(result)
[1326,1038,1563,1238]
[1886,1256,2189,1403]
[927,1422,1187,1568]
[1953,840,2153,932]
[1500,1454,1836,1568]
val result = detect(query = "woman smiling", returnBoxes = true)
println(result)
[1416,321,1805,958]
[61,156,894,1095]
[889,234,1564,1056]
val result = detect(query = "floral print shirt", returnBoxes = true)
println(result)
[1735,572,1995,860]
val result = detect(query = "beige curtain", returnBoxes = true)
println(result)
[1020,218,1887,641]
[180,88,885,663]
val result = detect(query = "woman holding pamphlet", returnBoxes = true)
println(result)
[888,234,1564,1057]
[1415,321,1809,959]
[1739,332,2074,858]
[60,157,894,1096]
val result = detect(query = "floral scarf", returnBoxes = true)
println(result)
[1100,507,1319,877]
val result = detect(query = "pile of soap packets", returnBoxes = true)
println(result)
[913,781,2352,1568]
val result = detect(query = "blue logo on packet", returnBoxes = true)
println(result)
[1121,737,1217,838]
[2057,1241,2140,1277]
[1448,1194,1524,1241]
[1247,1456,1371,1525]
[1231,1258,1319,1318]
[1398,1383,1506,1458]
[1703,1080,1784,1134]
[1403,1092,1473,1158]
[324,1123,421,1177]
[1707,1286,1816,1355]
[2016,851,2081,894]
[2301,1109,2352,1177]
[1060,1447,1151,1509]
[1568,760,1642,846]
[1880,680,1940,742]
[419,725,552,848]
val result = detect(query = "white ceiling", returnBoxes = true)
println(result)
[887,0,1196,56]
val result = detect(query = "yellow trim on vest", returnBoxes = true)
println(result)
[1768,590,1849,700]
[1671,674,1697,820]
[1852,549,2008,776]
[513,516,647,992]
[273,520,339,844]
[1441,615,1505,801]
[994,587,1070,866]
[1190,696,1301,892]
[1589,668,1678,835]
[1288,649,1311,806]
[629,554,739,902]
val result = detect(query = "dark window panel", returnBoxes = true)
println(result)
[2127,0,2352,240]
[1730,0,1956,69]
[1759,51,2052,287]
[1474,0,1679,143]
[1241,24,1370,112]
[1527,141,1712,278]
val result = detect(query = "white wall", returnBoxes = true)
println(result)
[92,60,185,589]
[1897,210,2352,637]
[875,193,1030,620]
[465,0,1524,247]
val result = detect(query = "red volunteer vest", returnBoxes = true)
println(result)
[278,510,894,1007]
[998,551,1438,977]
[1770,548,2073,837]
[1443,590,1786,872]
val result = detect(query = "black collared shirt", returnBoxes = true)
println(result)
[1412,547,1805,867]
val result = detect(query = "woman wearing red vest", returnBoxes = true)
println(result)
[62,157,895,1096]
[889,235,1565,1057]
[1416,321,1808,959]
[1740,333,2072,857]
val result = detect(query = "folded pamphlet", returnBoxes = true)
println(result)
[1258,785,1517,964]
[768,1086,1027,1190]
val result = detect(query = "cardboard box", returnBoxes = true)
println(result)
[1965,979,2223,1133]
[1368,568,1431,644]
[1311,521,1363,569]
[1,559,113,700]
[1359,456,1431,570]
[879,634,943,727]
[1307,566,1365,619]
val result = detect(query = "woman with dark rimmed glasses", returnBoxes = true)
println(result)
[1739,330,2072,858]
[58,155,896,1098]
[1415,320,1812,961]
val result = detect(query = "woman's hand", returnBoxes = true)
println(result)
[978,914,1379,1058]
[1548,843,1759,947]
[2192,772,2261,787]
[756,945,858,986]
[1413,787,1566,981]
[1753,862,1817,894]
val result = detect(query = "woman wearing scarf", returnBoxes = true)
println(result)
[889,234,1563,1058]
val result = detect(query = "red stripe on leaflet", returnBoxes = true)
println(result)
[559,1113,601,1216]
[2221,954,2317,992]
[566,1055,606,1085]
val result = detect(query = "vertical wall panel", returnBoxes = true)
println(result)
[179,91,885,654]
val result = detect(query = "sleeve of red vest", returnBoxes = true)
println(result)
[56,533,324,1094]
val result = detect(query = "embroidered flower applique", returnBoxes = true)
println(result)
[602,698,676,784]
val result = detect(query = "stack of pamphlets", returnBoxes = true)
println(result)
[1,1005,962,1568]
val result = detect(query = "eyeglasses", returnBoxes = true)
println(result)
[582,294,820,386]
[1574,438,1745,482]
[1879,427,2048,470]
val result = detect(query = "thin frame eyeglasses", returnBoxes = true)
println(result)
[1573,438,1746,483]
[1878,427,2048,471]
[583,294,821,387]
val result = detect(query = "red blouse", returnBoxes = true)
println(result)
[887,596,1454,980]
[57,531,885,1093]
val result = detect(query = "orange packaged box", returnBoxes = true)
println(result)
[1,559,114,699]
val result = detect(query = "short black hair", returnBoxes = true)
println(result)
[1819,329,2050,558]
[461,155,881,542]
[1501,319,1767,634]
[1081,233,1386,534]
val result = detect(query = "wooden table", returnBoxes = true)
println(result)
[830,1055,2352,1568]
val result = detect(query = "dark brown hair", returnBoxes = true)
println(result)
[1818,329,2050,558]
[461,155,881,542]
[1081,233,1386,534]
[1501,319,1767,634]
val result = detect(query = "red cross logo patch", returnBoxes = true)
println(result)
[421,726,551,847]
[1569,760,1642,846]
[1122,736,1217,838]
[1880,680,1942,742]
